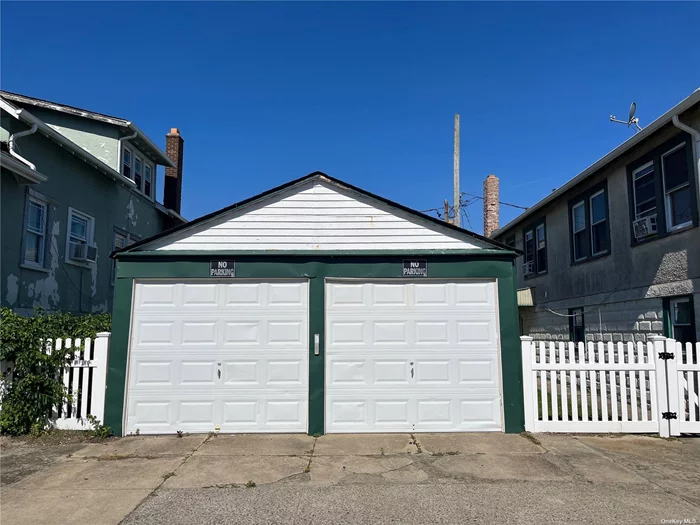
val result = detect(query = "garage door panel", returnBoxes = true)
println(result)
[134,321,177,347]
[181,321,217,345]
[457,320,498,345]
[126,280,309,435]
[459,359,500,386]
[135,283,178,308]
[181,360,218,385]
[182,283,219,306]
[373,321,408,344]
[374,360,410,384]
[454,282,496,309]
[221,398,307,432]
[329,321,366,345]
[132,360,173,386]
[326,280,502,433]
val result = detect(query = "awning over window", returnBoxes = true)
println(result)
[517,287,535,307]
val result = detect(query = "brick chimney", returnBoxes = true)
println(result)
[483,174,499,238]
[164,128,183,214]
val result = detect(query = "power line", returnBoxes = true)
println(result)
[461,192,529,210]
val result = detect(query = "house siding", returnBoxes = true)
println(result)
[25,106,122,171]
[500,106,700,343]
[153,179,490,252]
[1,118,170,314]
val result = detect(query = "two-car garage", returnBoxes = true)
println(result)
[107,172,522,436]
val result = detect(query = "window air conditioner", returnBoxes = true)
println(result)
[69,242,98,263]
[632,215,657,240]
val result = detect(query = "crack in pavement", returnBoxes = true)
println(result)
[118,434,213,525]
[409,433,422,453]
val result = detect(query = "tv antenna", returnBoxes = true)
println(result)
[610,102,642,132]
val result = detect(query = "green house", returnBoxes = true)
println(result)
[1,91,186,314]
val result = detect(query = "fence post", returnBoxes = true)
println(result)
[520,336,535,432]
[667,339,681,437]
[91,332,111,425]
[650,335,675,437]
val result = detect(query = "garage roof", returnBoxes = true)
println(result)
[113,172,520,257]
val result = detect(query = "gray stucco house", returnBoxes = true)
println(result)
[488,88,700,345]
[0,91,186,315]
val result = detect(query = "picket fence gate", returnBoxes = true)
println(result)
[521,335,700,437]
[0,332,110,430]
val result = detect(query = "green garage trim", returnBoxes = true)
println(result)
[105,255,523,436]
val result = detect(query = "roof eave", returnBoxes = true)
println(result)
[0,151,49,183]
[1,98,138,188]
[114,171,521,256]
[493,87,700,238]
[125,122,175,168]
[0,91,175,168]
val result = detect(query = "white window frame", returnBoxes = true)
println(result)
[589,189,607,256]
[572,201,586,262]
[123,147,133,181]
[661,142,692,232]
[65,207,95,267]
[632,161,657,222]
[22,195,49,269]
[123,143,155,199]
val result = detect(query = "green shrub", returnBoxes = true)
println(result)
[0,307,111,435]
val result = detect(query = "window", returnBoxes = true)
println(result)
[523,229,534,274]
[590,190,608,256]
[662,143,692,231]
[569,183,609,263]
[572,201,587,261]
[668,296,696,345]
[134,156,143,190]
[144,164,153,198]
[24,197,48,267]
[632,162,657,220]
[66,208,95,264]
[522,220,547,276]
[628,135,697,243]
[111,231,127,283]
[535,223,547,273]
[123,148,132,181]
[569,308,585,344]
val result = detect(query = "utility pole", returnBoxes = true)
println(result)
[453,113,460,227]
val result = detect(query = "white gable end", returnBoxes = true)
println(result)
[151,179,492,251]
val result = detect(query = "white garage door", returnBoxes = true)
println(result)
[325,280,502,433]
[126,280,309,435]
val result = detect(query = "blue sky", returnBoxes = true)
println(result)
[2,2,699,233]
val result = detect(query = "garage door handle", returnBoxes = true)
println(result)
[217,369,221,379]
[410,368,414,378]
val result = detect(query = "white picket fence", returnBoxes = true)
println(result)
[521,335,700,437]
[0,332,110,430]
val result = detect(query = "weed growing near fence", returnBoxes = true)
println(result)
[0,308,111,435]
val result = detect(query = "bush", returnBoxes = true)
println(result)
[0,308,111,435]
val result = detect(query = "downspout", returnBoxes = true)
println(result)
[116,127,138,172]
[9,123,38,170]
[672,115,700,220]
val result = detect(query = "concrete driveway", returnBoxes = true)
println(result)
[2,432,699,525]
